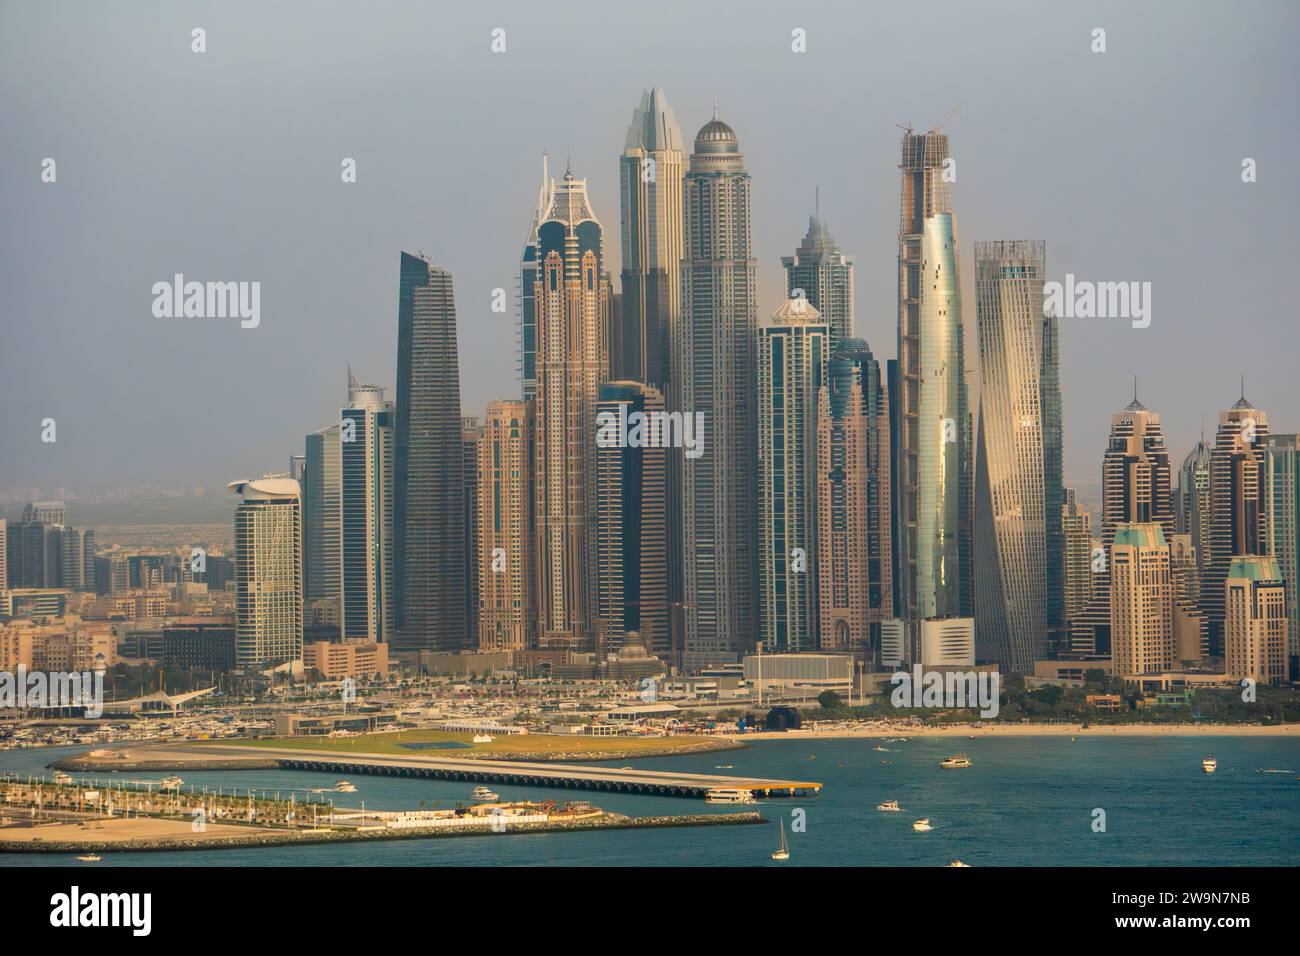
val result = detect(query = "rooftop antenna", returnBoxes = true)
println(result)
[1133,375,1138,404]
[1240,372,1246,402]
[815,185,820,218]
[713,93,719,120]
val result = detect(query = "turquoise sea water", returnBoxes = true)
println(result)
[2,735,1296,866]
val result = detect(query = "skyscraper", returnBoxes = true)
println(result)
[893,129,972,630]
[533,168,610,647]
[1041,283,1065,653]
[462,416,484,649]
[1176,435,1211,578]
[1202,393,1270,654]
[816,337,892,654]
[340,371,395,644]
[782,207,854,347]
[679,109,759,667]
[973,240,1048,672]
[1061,489,1094,623]
[618,88,684,389]
[1110,522,1174,676]
[393,251,466,652]
[477,399,535,652]
[758,298,828,653]
[619,89,686,637]
[594,381,669,655]
[519,156,551,402]
[59,528,95,592]
[1224,555,1287,685]
[229,476,302,669]
[302,423,341,606]
[1070,395,1174,657]
[1265,434,1300,673]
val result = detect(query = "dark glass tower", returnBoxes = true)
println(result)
[393,251,467,652]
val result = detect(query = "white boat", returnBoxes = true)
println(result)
[52,771,73,785]
[471,786,500,801]
[771,819,790,861]
[76,855,101,862]
[160,775,184,789]
[1202,756,1217,774]
[947,860,970,867]
[873,746,894,753]
[913,818,933,832]
[333,780,357,792]
[940,754,972,769]
[706,787,756,804]
[876,800,901,812]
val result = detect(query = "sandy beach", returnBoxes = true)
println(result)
[721,722,1300,741]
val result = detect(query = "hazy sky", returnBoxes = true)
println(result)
[2,0,1297,510]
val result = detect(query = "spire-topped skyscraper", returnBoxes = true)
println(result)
[533,167,611,647]
[519,155,552,401]
[679,108,759,667]
[618,88,684,388]
[892,128,973,628]
[782,204,854,347]
[1202,390,1270,653]
[1069,393,1174,658]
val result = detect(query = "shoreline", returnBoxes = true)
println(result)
[0,811,763,854]
[720,722,1300,741]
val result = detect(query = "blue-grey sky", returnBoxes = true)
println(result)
[2,0,1297,511]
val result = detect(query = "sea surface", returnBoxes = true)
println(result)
[2,735,1296,866]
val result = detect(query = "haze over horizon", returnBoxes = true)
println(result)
[3,0,1297,509]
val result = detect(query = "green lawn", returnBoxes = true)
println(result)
[210,729,722,758]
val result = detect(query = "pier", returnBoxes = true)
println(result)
[61,743,823,800]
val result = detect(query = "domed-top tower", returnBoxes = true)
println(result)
[678,100,759,667]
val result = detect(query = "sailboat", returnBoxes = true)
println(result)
[771,819,790,861]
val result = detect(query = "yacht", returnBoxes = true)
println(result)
[471,786,500,801]
[940,754,972,769]
[876,800,901,812]
[160,775,184,789]
[333,780,357,792]
[771,819,790,861]
[913,818,933,832]
[75,855,101,862]
[947,860,970,867]
[52,771,73,785]
[1202,756,1217,774]
[706,787,756,805]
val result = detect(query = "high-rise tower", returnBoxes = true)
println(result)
[893,129,972,629]
[1265,434,1300,674]
[816,337,892,654]
[757,298,829,653]
[1069,395,1174,657]
[1110,522,1174,676]
[393,252,467,652]
[340,371,395,644]
[593,381,669,656]
[229,476,303,669]
[679,108,759,667]
[1202,392,1270,653]
[533,168,611,647]
[478,400,535,652]
[973,240,1048,672]
[782,207,854,348]
[302,423,341,607]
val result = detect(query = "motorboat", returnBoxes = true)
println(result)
[876,800,901,812]
[940,755,972,769]
[913,818,933,832]
[1202,756,1217,774]
[471,786,500,801]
